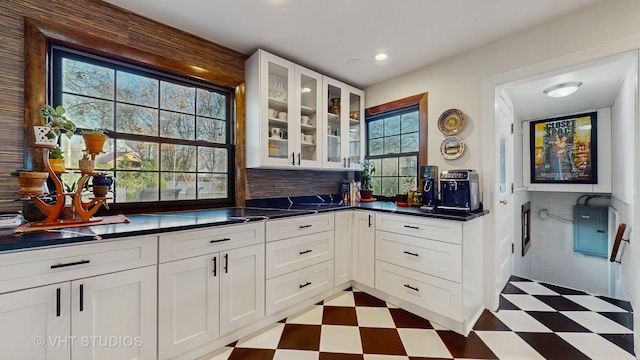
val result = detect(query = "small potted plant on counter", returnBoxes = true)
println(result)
[11,169,49,194]
[360,159,375,200]
[90,170,115,198]
[81,128,108,154]
[48,147,66,173]
[35,105,76,145]
[78,150,95,173]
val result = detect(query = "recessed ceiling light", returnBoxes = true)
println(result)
[543,82,582,98]
[347,58,361,66]
[374,53,388,61]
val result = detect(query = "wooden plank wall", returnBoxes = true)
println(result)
[0,0,249,211]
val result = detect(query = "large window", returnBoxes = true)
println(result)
[365,94,428,199]
[51,46,234,210]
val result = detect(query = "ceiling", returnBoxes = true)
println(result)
[102,0,606,89]
[504,51,637,121]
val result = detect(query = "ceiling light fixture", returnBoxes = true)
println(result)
[543,82,582,98]
[301,87,312,93]
[374,53,388,61]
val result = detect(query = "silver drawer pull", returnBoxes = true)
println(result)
[299,224,312,229]
[51,259,90,269]
[299,281,312,289]
[403,251,419,257]
[403,225,420,230]
[210,238,231,243]
[299,249,312,255]
[404,284,419,292]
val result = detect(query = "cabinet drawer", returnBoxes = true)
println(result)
[159,222,264,263]
[266,213,334,242]
[375,261,462,321]
[0,236,157,294]
[376,230,461,283]
[376,213,462,244]
[266,260,333,315]
[266,230,334,279]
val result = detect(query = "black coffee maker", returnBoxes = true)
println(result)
[420,165,439,209]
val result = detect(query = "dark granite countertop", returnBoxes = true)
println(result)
[0,195,487,252]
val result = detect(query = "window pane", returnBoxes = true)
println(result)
[369,138,383,156]
[198,147,227,172]
[384,135,400,154]
[161,172,196,200]
[116,104,158,136]
[384,115,400,136]
[381,157,398,176]
[160,111,195,140]
[63,58,114,100]
[63,94,114,130]
[197,117,226,143]
[381,177,398,196]
[161,81,195,113]
[198,173,227,199]
[401,133,419,152]
[368,119,384,139]
[115,140,159,171]
[399,156,418,176]
[118,171,159,202]
[372,177,381,195]
[117,71,158,107]
[401,112,419,133]
[161,144,196,172]
[197,89,226,119]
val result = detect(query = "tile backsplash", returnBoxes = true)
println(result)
[245,169,348,199]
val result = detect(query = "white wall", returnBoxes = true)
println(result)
[610,57,637,302]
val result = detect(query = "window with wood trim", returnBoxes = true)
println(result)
[51,46,235,210]
[365,93,428,200]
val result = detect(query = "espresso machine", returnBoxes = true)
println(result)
[439,169,480,211]
[420,165,439,210]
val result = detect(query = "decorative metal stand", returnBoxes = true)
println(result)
[18,144,110,227]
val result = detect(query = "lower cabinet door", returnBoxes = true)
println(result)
[266,260,334,316]
[220,244,265,336]
[375,261,462,321]
[158,254,219,360]
[0,283,70,360]
[72,266,157,360]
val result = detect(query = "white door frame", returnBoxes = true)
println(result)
[481,35,640,310]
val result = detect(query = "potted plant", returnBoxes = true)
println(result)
[401,177,417,203]
[35,105,76,145]
[78,150,95,173]
[91,170,115,197]
[11,169,49,194]
[360,159,375,200]
[48,147,66,173]
[81,129,108,154]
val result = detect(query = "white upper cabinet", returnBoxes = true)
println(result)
[322,77,365,170]
[246,49,363,170]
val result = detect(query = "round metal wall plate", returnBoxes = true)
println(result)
[440,136,465,160]
[438,109,466,135]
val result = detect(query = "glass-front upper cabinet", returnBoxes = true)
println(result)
[296,66,322,168]
[322,77,364,170]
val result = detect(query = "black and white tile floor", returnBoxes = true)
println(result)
[202,276,634,359]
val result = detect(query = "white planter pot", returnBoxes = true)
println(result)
[33,126,57,145]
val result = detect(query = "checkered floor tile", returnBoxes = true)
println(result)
[202,276,634,359]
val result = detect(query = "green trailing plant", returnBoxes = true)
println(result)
[361,159,375,191]
[80,128,108,136]
[39,105,76,139]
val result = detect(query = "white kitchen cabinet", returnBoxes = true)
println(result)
[0,283,70,360]
[158,224,265,360]
[334,210,353,286]
[246,49,323,168]
[265,213,335,316]
[374,213,484,336]
[72,266,157,360]
[0,236,158,360]
[322,77,365,170]
[352,210,375,288]
[246,49,363,170]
